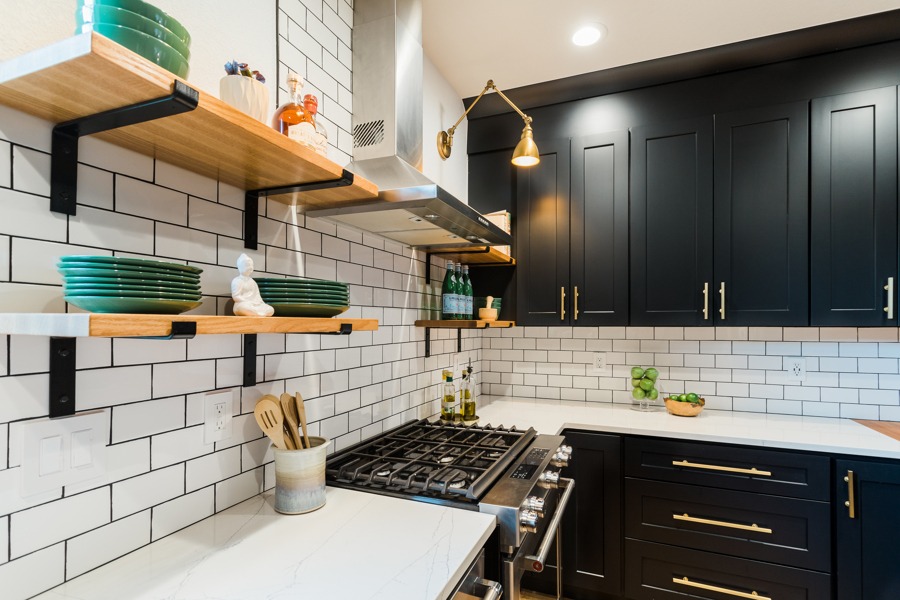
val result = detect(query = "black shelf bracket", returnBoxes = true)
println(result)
[49,337,77,418]
[243,170,355,250]
[329,322,353,335]
[423,327,464,358]
[50,80,200,215]
[243,334,258,388]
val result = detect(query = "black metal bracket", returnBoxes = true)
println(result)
[243,334,258,388]
[329,322,353,335]
[423,328,464,358]
[49,337,77,418]
[139,321,197,340]
[243,170,355,250]
[50,80,200,215]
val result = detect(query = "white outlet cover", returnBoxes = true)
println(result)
[784,357,807,382]
[22,410,108,496]
[591,352,609,374]
[204,389,235,444]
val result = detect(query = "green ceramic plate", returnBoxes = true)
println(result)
[91,23,189,78]
[64,289,201,300]
[259,297,349,306]
[76,5,190,60]
[255,282,349,292]
[59,267,200,284]
[258,289,349,298]
[64,296,202,314]
[61,275,200,289]
[254,277,346,288]
[85,0,191,47]
[59,255,201,274]
[268,304,349,317]
[63,280,200,292]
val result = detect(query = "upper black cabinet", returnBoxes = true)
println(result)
[630,117,714,325]
[713,102,809,325]
[811,86,899,326]
[836,458,900,599]
[516,133,628,326]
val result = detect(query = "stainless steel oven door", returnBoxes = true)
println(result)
[501,477,575,600]
[450,548,503,600]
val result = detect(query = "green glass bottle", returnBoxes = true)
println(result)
[442,260,457,320]
[454,262,464,320]
[462,265,474,319]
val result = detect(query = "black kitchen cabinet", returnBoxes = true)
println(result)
[523,430,623,599]
[713,102,809,325]
[811,86,899,326]
[516,132,628,326]
[630,117,714,325]
[835,458,900,600]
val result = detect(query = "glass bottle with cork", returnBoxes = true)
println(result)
[271,73,316,149]
[460,362,476,421]
[303,93,329,156]
[440,370,456,421]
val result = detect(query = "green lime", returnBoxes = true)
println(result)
[631,366,645,379]
[639,378,655,391]
[645,367,659,381]
[648,388,659,400]
[631,378,642,388]
[632,388,646,400]
[686,392,699,403]
[678,394,688,402]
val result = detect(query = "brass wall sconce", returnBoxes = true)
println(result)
[436,79,539,167]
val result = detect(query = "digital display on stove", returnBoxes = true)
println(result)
[510,464,538,480]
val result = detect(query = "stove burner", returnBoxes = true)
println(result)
[375,467,392,477]
[486,451,503,459]
[439,456,455,464]
[448,479,467,489]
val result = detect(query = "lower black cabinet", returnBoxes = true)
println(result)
[835,458,900,600]
[523,430,622,599]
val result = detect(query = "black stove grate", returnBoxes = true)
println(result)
[326,419,534,506]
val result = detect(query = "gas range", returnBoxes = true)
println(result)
[325,419,574,599]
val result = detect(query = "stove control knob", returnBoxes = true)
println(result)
[558,444,573,457]
[550,452,570,467]
[538,470,560,489]
[523,495,545,515]
[519,509,539,533]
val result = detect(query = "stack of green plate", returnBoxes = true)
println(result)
[254,277,349,317]
[58,255,202,314]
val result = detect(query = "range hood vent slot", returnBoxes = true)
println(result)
[353,120,385,148]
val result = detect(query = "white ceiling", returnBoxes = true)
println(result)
[422,0,900,98]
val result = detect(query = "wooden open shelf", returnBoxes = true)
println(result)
[0,32,378,208]
[415,320,514,329]
[0,313,378,338]
[427,246,515,266]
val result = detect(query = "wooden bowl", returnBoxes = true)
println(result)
[664,398,705,417]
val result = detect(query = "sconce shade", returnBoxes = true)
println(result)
[511,124,540,167]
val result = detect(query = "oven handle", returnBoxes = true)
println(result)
[523,477,575,572]
[471,577,502,600]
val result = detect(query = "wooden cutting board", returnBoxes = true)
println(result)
[854,420,900,443]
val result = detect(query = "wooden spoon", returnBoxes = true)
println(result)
[280,392,304,449]
[254,395,286,450]
[295,392,311,449]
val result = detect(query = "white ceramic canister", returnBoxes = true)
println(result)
[219,74,269,123]
[273,436,330,514]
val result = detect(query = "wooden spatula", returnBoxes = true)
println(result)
[280,392,304,449]
[295,392,311,449]
[254,395,286,450]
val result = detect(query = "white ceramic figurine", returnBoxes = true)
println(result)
[231,253,274,317]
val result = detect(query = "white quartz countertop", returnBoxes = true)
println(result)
[477,396,900,459]
[34,487,495,600]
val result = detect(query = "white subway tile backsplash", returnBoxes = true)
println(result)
[840,404,879,419]
[79,137,153,181]
[803,401,841,418]
[766,399,802,415]
[113,338,186,366]
[67,511,150,578]
[112,464,184,520]
[216,469,265,512]
[783,327,818,341]
[0,543,64,600]
[0,515,6,565]
[155,223,217,264]
[152,487,215,541]
[77,365,152,411]
[840,343,879,358]
[732,397,767,412]
[11,488,109,558]
[685,354,715,368]
[0,188,67,241]
[156,162,217,201]
[859,328,898,342]
[153,360,216,397]
[151,425,213,469]
[859,389,900,405]
[749,383,784,399]
[858,358,898,374]
[116,175,188,225]
[113,396,185,443]
[12,146,50,196]
[69,205,155,254]
[820,328,858,342]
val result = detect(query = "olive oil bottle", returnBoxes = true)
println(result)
[441,373,456,421]
[460,367,476,421]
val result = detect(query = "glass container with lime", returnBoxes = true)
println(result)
[629,366,663,411]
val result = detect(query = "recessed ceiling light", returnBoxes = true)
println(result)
[572,23,607,47]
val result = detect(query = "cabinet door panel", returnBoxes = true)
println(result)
[631,118,714,325]
[516,140,570,325]
[836,459,900,600]
[571,131,628,325]
[714,102,809,325]
[811,86,898,326]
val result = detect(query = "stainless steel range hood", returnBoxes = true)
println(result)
[305,0,511,250]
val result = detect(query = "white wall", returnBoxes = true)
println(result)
[423,54,468,202]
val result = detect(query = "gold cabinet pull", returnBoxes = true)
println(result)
[560,287,566,321]
[574,286,579,321]
[702,282,710,320]
[844,470,856,519]
[672,459,772,477]
[719,281,726,320]
[885,277,894,320]
[673,513,772,534]
[673,577,771,600]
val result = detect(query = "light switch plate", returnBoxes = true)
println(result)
[22,410,107,496]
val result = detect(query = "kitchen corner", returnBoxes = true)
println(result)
[30,487,494,600]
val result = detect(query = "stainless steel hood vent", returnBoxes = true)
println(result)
[305,0,511,249]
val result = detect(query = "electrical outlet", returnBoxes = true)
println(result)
[591,352,608,374]
[786,357,807,382]
[204,390,234,444]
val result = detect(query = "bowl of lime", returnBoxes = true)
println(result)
[664,393,705,417]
